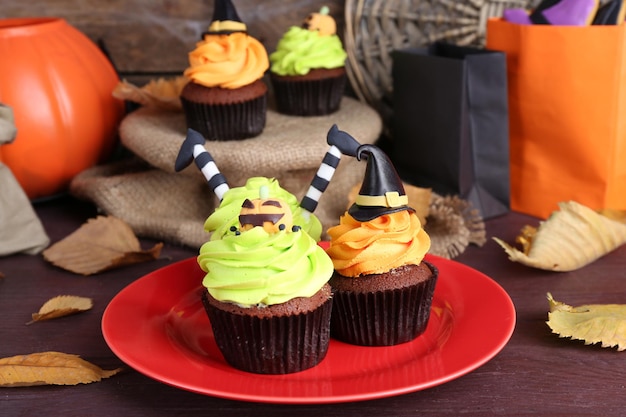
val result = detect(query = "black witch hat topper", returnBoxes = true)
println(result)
[204,0,247,35]
[348,144,414,222]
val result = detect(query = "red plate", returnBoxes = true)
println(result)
[102,254,515,404]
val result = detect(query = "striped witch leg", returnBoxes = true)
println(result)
[326,124,361,157]
[300,144,342,215]
[299,124,363,215]
[175,128,230,201]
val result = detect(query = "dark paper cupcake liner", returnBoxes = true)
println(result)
[202,292,333,374]
[271,73,346,116]
[330,262,438,346]
[181,93,267,141]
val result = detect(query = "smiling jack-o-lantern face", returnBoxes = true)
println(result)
[239,197,293,234]
[302,7,336,36]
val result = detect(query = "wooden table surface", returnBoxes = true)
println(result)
[2,196,625,417]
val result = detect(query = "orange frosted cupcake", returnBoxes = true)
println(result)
[325,143,437,346]
[180,0,269,140]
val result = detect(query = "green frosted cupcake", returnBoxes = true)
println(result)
[198,181,333,374]
[269,7,347,116]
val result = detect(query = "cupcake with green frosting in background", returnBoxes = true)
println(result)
[269,6,347,116]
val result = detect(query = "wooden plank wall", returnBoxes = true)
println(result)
[1,0,344,81]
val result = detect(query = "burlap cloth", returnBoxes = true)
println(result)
[70,97,485,258]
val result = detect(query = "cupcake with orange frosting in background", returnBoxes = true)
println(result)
[269,6,347,116]
[180,0,269,140]
[325,138,438,346]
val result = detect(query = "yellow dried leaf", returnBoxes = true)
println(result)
[112,76,187,110]
[546,293,626,351]
[29,295,93,323]
[0,352,122,387]
[598,208,626,224]
[494,201,626,271]
[514,225,537,255]
[42,216,163,276]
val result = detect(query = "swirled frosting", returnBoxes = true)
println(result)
[184,32,269,89]
[326,210,431,277]
[198,227,333,306]
[269,26,347,76]
[204,177,322,242]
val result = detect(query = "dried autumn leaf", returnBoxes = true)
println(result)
[29,295,93,323]
[493,201,626,271]
[546,293,626,351]
[0,352,122,387]
[112,76,187,110]
[598,208,626,224]
[42,216,163,276]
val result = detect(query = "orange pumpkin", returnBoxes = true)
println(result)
[0,17,125,199]
[303,6,337,36]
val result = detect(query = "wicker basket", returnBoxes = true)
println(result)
[344,0,536,132]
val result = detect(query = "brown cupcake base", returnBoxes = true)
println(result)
[329,262,438,346]
[180,80,268,141]
[201,285,333,374]
[270,68,347,116]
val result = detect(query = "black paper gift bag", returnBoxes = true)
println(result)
[391,42,510,219]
